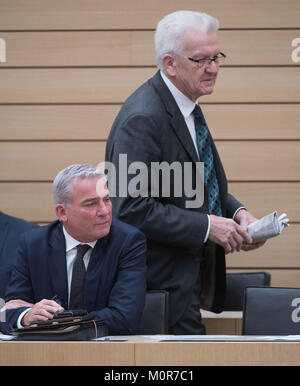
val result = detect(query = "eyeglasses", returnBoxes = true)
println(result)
[187,52,226,68]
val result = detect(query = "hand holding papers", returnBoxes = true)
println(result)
[247,211,290,243]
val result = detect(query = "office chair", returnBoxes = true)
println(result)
[242,286,300,335]
[139,290,170,334]
[224,272,271,311]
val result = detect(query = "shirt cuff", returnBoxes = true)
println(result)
[232,206,248,220]
[16,308,31,329]
[204,215,210,243]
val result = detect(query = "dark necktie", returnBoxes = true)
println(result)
[193,105,222,216]
[69,244,91,310]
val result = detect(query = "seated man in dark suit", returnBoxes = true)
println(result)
[1,164,147,335]
[0,211,38,299]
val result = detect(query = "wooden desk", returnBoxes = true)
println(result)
[202,310,243,335]
[1,336,300,366]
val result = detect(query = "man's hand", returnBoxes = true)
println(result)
[234,209,266,251]
[208,215,253,254]
[21,299,64,327]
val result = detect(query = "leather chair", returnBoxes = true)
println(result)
[224,272,271,311]
[139,290,170,334]
[242,286,300,335]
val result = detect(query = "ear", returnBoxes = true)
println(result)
[55,204,68,222]
[162,53,177,77]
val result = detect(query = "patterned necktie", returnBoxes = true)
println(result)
[69,244,91,310]
[193,105,222,216]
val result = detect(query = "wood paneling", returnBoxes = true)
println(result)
[1,182,299,222]
[228,182,300,221]
[0,0,299,30]
[0,30,299,67]
[0,1,299,290]
[1,141,300,181]
[0,142,106,181]
[218,141,300,181]
[0,105,121,140]
[1,67,300,104]
[1,104,299,141]
[226,224,300,268]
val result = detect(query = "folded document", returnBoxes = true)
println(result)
[247,211,289,243]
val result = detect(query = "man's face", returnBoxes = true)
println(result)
[56,176,112,242]
[166,29,220,101]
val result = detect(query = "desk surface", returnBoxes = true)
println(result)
[1,336,300,366]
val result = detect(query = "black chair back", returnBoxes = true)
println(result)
[139,290,170,334]
[242,286,300,335]
[224,272,271,311]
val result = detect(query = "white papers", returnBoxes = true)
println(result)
[0,334,16,341]
[140,334,300,342]
[247,211,289,243]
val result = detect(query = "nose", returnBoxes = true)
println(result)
[96,199,109,216]
[206,60,218,73]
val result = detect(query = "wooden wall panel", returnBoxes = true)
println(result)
[0,1,299,289]
[0,142,106,181]
[1,182,299,223]
[226,224,300,268]
[1,104,299,141]
[217,141,300,181]
[228,182,300,222]
[0,105,121,140]
[0,30,299,67]
[0,0,299,29]
[1,68,300,104]
[1,141,300,181]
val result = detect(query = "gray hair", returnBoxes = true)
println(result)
[52,164,106,205]
[154,10,219,71]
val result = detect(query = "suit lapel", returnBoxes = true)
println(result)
[47,222,68,308]
[151,71,199,163]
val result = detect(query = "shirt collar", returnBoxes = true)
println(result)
[63,226,97,252]
[160,70,196,118]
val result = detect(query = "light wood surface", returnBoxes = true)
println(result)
[0,0,299,29]
[0,1,299,291]
[1,141,299,181]
[0,30,299,67]
[134,341,300,366]
[1,67,300,103]
[1,104,300,141]
[1,338,300,366]
[2,182,299,222]
[202,311,242,335]
[0,341,135,366]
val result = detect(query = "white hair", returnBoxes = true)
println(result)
[154,10,219,71]
[52,163,106,205]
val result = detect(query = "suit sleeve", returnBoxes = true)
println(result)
[106,114,209,254]
[88,230,147,334]
[0,234,34,334]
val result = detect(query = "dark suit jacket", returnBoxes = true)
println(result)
[105,71,243,326]
[1,217,147,335]
[0,212,38,298]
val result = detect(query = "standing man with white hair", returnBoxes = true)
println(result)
[1,164,147,335]
[106,10,265,334]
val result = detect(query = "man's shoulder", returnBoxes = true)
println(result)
[118,71,170,118]
[0,211,38,232]
[20,219,61,242]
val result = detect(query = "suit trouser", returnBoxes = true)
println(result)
[170,272,206,335]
